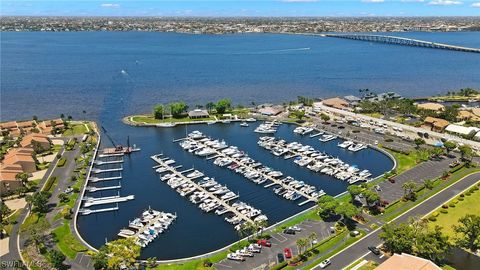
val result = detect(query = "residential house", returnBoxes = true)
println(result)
[0,121,21,136]
[2,150,36,173]
[16,120,36,134]
[376,253,441,270]
[417,102,445,113]
[20,133,51,151]
[38,118,64,134]
[259,106,284,116]
[422,117,449,132]
[0,164,24,194]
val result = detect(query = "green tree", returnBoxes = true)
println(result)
[215,99,231,114]
[423,179,435,190]
[291,110,305,121]
[15,172,29,186]
[363,189,381,207]
[458,145,473,161]
[153,104,165,119]
[205,102,216,113]
[146,257,157,268]
[334,202,360,223]
[26,191,50,213]
[441,104,460,122]
[317,195,338,218]
[402,181,417,201]
[168,102,188,118]
[347,185,363,201]
[453,214,480,253]
[320,113,330,123]
[415,225,452,263]
[296,237,308,255]
[92,246,108,270]
[48,249,66,269]
[58,193,69,203]
[308,232,318,248]
[105,238,141,269]
[443,141,457,155]
[380,222,415,254]
[414,138,425,149]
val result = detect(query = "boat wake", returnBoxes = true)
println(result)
[232,47,311,55]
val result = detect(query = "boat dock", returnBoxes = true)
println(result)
[86,184,122,193]
[83,195,135,207]
[94,159,124,165]
[89,175,122,182]
[91,167,123,174]
[182,136,322,206]
[151,154,256,225]
[98,152,124,158]
[79,205,119,215]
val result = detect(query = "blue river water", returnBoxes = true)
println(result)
[1,31,479,259]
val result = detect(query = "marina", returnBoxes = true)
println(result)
[151,154,268,230]
[179,131,325,206]
[117,208,177,248]
[76,121,394,259]
[258,137,372,184]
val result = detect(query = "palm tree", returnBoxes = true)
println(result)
[255,220,268,238]
[308,232,318,248]
[296,237,308,255]
[402,180,417,200]
[15,172,29,187]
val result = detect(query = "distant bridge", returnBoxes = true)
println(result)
[318,33,480,53]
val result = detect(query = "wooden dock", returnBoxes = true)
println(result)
[151,155,256,224]
[184,138,320,205]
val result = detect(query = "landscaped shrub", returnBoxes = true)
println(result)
[43,176,57,192]
[449,203,456,208]
[442,204,448,209]
[385,138,393,142]
[465,192,472,196]
[57,158,67,167]
[428,216,437,221]
[440,209,448,214]
[270,261,288,270]
[460,194,465,197]
[432,211,440,217]
[458,197,464,201]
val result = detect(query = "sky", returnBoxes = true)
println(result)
[1,0,480,17]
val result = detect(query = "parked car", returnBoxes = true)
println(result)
[329,227,336,233]
[319,259,331,268]
[284,248,292,259]
[257,239,271,247]
[289,225,302,232]
[374,185,382,192]
[368,246,381,255]
[64,187,73,194]
[283,229,296,235]
[277,253,285,263]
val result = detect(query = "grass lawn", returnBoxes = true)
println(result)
[272,209,322,233]
[131,115,216,124]
[357,261,379,270]
[383,148,419,174]
[428,182,480,239]
[363,112,384,119]
[52,221,88,259]
[63,124,88,136]
[20,213,49,233]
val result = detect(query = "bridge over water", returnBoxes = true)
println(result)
[316,33,480,53]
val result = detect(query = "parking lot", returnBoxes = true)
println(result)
[376,155,456,203]
[215,219,336,270]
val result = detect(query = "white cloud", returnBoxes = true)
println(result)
[281,0,318,2]
[361,0,385,3]
[400,0,425,2]
[471,2,480,7]
[427,0,462,5]
[100,3,120,8]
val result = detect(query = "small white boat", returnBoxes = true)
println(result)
[240,122,249,127]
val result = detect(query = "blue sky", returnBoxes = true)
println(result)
[1,1,480,17]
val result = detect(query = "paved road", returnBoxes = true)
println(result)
[312,172,480,270]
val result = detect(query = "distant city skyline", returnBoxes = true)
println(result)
[1,0,480,17]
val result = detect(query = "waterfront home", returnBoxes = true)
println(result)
[20,133,51,151]
[376,253,441,270]
[457,109,480,122]
[343,95,362,106]
[417,102,445,113]
[318,97,351,111]
[38,118,65,134]
[188,109,210,119]
[362,92,403,102]
[422,117,449,132]
[16,120,36,134]
[0,121,21,136]
[2,148,36,173]
[0,164,24,194]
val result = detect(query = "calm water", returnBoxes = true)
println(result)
[1,31,480,122]
[1,31,478,259]
[77,122,393,259]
